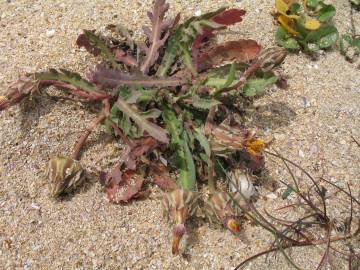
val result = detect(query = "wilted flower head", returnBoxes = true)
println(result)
[46,156,85,197]
[162,189,200,255]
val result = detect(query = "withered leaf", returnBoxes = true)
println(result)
[125,136,160,170]
[101,166,144,204]
[0,75,39,111]
[89,65,186,89]
[151,163,178,191]
[196,40,261,71]
[140,0,172,74]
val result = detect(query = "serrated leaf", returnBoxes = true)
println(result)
[190,95,222,110]
[140,0,171,74]
[193,128,211,157]
[156,8,246,76]
[35,69,98,93]
[80,30,119,68]
[163,105,196,191]
[116,96,169,144]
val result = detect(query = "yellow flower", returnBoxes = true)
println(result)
[278,15,300,36]
[304,18,321,30]
[245,138,266,157]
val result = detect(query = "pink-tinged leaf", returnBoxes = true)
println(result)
[140,0,172,74]
[101,166,144,204]
[89,65,186,89]
[125,136,160,170]
[212,9,246,25]
[151,163,178,191]
[0,75,39,111]
[196,40,261,71]
[114,49,137,67]
[153,175,178,191]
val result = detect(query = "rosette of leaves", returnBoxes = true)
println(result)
[274,0,338,53]
[339,34,360,62]
[0,0,288,255]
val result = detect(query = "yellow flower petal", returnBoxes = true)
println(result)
[275,0,300,19]
[278,15,300,36]
[304,18,321,30]
[245,138,266,157]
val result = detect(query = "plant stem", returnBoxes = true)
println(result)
[71,100,110,160]
[207,156,215,192]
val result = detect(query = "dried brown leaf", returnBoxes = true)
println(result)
[197,40,261,71]
[102,166,144,204]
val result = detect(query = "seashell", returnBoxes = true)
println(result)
[46,156,85,197]
[229,169,255,200]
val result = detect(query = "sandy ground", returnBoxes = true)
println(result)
[0,0,359,269]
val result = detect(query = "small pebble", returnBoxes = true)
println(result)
[46,29,56,37]
[298,150,305,158]
[195,10,202,16]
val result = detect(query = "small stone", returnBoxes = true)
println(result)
[195,10,202,16]
[266,193,277,200]
[46,29,56,37]
[298,150,305,158]
[30,202,40,210]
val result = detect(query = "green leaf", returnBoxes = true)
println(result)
[116,96,169,144]
[317,4,336,22]
[306,0,318,9]
[353,37,360,50]
[190,95,222,110]
[305,26,338,49]
[242,76,278,97]
[163,105,196,191]
[289,3,301,13]
[282,186,295,199]
[193,128,211,157]
[276,26,300,50]
[35,69,98,93]
[221,63,236,89]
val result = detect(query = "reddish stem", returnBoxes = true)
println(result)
[71,100,110,160]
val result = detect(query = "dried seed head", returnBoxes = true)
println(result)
[172,224,185,255]
[229,169,256,200]
[224,216,241,234]
[162,189,200,224]
[162,189,200,255]
[205,191,244,233]
[46,156,85,197]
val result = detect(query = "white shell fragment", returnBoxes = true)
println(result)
[229,169,256,200]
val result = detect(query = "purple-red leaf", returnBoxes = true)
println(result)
[140,0,171,74]
[76,32,101,57]
[212,9,246,25]
[89,65,186,89]
[196,40,261,71]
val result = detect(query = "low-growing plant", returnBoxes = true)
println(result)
[274,0,339,53]
[0,0,288,255]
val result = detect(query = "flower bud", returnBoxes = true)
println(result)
[46,156,85,197]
